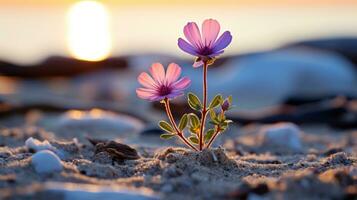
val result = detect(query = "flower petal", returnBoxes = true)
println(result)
[166,63,182,83]
[137,72,157,89]
[149,63,165,84]
[172,77,191,90]
[166,91,183,99]
[150,95,166,101]
[212,31,232,52]
[209,50,224,57]
[184,22,203,49]
[136,88,157,101]
[202,19,220,48]
[178,38,199,56]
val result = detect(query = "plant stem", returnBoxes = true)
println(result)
[198,61,209,151]
[205,126,221,148]
[163,98,198,151]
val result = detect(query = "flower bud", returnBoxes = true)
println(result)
[221,98,230,111]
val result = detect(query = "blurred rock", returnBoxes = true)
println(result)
[286,37,357,66]
[25,137,55,152]
[53,109,144,140]
[31,150,63,174]
[260,123,303,151]
[187,48,357,110]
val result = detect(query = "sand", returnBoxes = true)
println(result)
[0,119,356,200]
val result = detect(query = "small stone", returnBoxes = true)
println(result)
[25,137,55,152]
[31,150,63,174]
[260,123,302,151]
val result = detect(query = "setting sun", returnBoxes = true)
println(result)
[66,0,112,61]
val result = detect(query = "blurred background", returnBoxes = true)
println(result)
[1,0,357,63]
[0,0,356,131]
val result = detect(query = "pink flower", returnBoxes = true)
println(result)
[178,19,232,67]
[136,63,191,101]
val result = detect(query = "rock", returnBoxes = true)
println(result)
[88,138,140,162]
[31,150,63,174]
[25,137,55,152]
[54,109,144,140]
[260,123,303,151]
[186,49,357,110]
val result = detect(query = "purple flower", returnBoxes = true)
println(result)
[136,63,191,101]
[178,19,232,67]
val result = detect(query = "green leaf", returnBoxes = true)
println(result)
[188,136,199,144]
[209,110,217,121]
[160,134,175,139]
[209,120,219,125]
[158,120,174,133]
[219,126,227,133]
[188,92,202,111]
[189,127,199,135]
[178,114,188,131]
[218,113,226,123]
[189,113,200,128]
[209,94,222,109]
[204,129,215,142]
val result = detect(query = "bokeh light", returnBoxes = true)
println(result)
[66,0,112,61]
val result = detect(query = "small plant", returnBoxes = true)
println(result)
[136,19,233,151]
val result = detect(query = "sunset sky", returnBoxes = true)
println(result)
[2,0,357,6]
[1,0,357,63]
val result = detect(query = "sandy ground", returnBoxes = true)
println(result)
[0,109,356,200]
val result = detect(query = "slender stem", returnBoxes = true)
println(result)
[198,62,209,151]
[163,98,198,151]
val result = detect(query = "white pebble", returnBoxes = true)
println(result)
[261,123,302,151]
[31,150,63,173]
[25,137,55,152]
